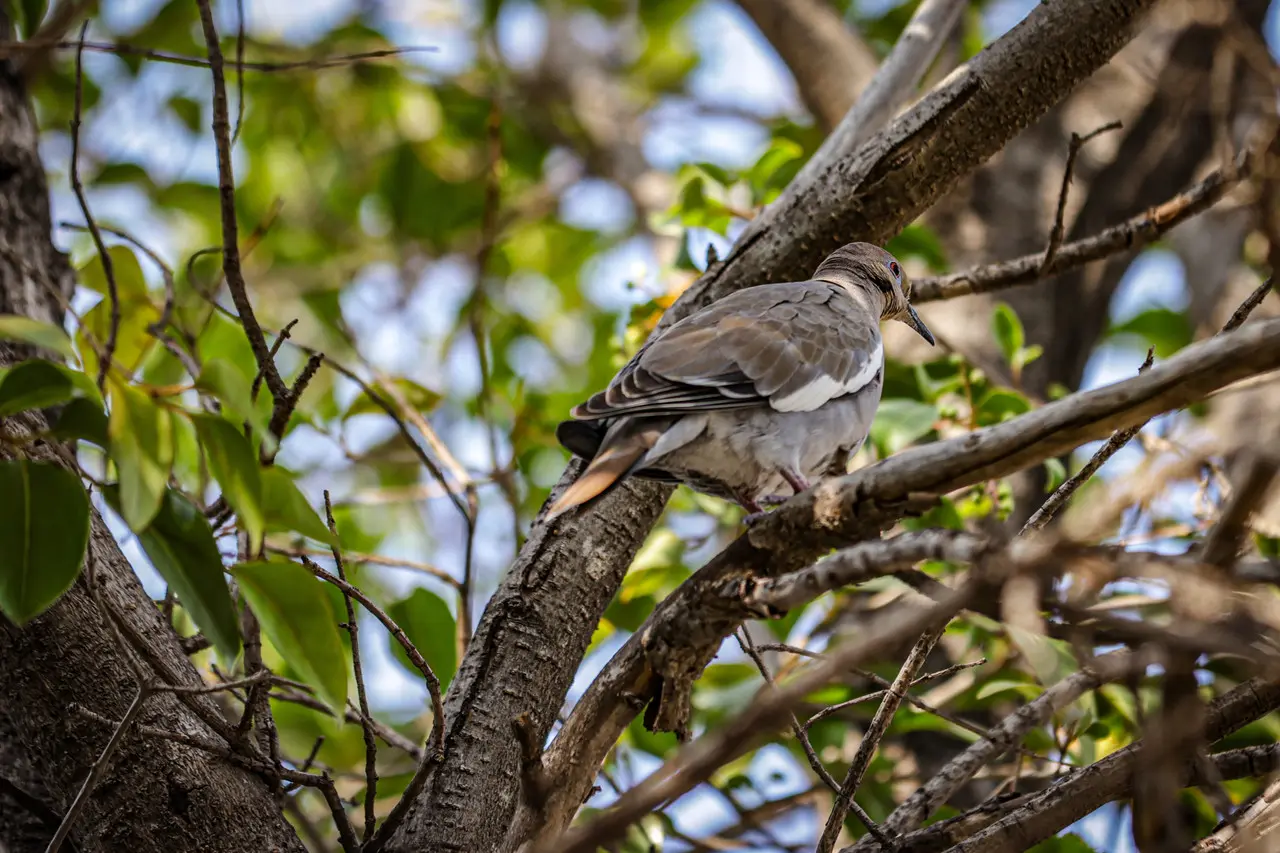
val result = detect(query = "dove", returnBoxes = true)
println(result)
[547,242,934,521]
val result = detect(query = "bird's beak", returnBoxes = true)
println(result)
[903,305,935,346]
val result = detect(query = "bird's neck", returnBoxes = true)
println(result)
[824,278,885,319]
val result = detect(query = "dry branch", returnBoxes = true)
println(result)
[455,4,1165,850]
[911,150,1253,304]
[530,316,1280,844]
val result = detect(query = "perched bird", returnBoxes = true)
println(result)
[547,242,934,521]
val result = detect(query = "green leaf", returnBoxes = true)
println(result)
[262,468,336,545]
[974,678,1043,701]
[51,397,110,448]
[991,302,1024,365]
[347,377,441,418]
[16,0,47,37]
[870,399,937,455]
[191,414,265,552]
[1008,625,1078,687]
[233,560,348,713]
[195,358,273,441]
[387,588,458,691]
[0,459,89,624]
[0,359,95,417]
[107,486,241,663]
[978,388,1032,424]
[1044,458,1067,492]
[78,245,148,299]
[1110,307,1192,358]
[0,315,76,360]
[887,224,949,273]
[107,379,174,531]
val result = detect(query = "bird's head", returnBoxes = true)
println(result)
[812,242,935,346]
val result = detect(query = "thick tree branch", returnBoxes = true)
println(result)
[0,13,304,850]
[404,3,1163,851]
[531,316,1280,843]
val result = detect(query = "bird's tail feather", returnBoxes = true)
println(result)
[545,419,662,521]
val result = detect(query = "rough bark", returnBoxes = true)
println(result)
[520,314,1280,847]
[382,3,1163,851]
[0,20,305,853]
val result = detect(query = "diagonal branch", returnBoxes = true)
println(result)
[532,315,1280,843]
[412,2,1165,850]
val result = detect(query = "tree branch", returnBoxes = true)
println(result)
[406,3,1165,850]
[530,315,1280,843]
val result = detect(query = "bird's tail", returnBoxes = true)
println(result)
[545,419,662,521]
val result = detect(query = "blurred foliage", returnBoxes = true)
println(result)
[0,0,1267,849]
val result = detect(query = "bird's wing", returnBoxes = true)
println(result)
[571,281,883,420]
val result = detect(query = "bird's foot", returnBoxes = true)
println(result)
[780,467,811,495]
[742,510,770,526]
[757,494,790,508]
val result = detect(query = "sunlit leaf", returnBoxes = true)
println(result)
[233,559,348,713]
[870,399,937,455]
[78,245,148,299]
[0,459,89,624]
[196,358,273,441]
[0,315,76,360]
[191,414,265,551]
[107,378,174,531]
[262,468,336,545]
[991,302,1024,366]
[387,588,458,690]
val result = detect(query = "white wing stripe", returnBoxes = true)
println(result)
[770,340,883,413]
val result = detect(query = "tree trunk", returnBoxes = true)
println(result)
[0,19,305,853]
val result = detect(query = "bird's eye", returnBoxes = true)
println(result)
[889,261,901,279]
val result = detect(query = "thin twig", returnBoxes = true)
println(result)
[325,492,378,841]
[264,544,459,588]
[817,627,944,853]
[912,149,1254,303]
[1222,277,1275,332]
[232,0,246,144]
[0,37,437,71]
[1021,348,1155,533]
[1041,121,1124,272]
[194,0,289,405]
[68,22,118,392]
[45,687,149,853]
[297,556,445,755]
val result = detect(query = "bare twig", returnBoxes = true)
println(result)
[817,627,945,852]
[45,687,148,853]
[1223,277,1275,332]
[539,567,995,853]
[324,492,378,841]
[1041,121,1124,272]
[912,150,1254,304]
[848,651,1135,851]
[1021,348,1155,533]
[297,557,445,755]
[265,544,458,587]
[194,0,288,405]
[811,0,967,167]
[68,22,117,392]
[0,37,437,72]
